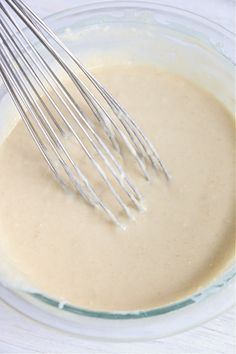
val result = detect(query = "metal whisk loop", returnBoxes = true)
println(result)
[0,0,168,226]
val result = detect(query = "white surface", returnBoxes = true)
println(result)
[0,0,235,353]
[0,300,235,353]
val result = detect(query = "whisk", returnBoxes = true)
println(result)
[0,0,169,226]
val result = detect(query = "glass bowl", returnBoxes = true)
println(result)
[0,0,235,341]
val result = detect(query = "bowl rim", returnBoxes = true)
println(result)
[43,0,234,37]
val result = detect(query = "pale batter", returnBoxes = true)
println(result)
[0,65,235,311]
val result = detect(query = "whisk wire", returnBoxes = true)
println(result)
[12,0,169,179]
[1,2,142,212]
[0,0,168,225]
[3,0,155,179]
[1,42,123,226]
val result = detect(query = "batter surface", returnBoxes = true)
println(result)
[0,65,235,311]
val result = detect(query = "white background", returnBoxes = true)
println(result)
[0,0,235,353]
